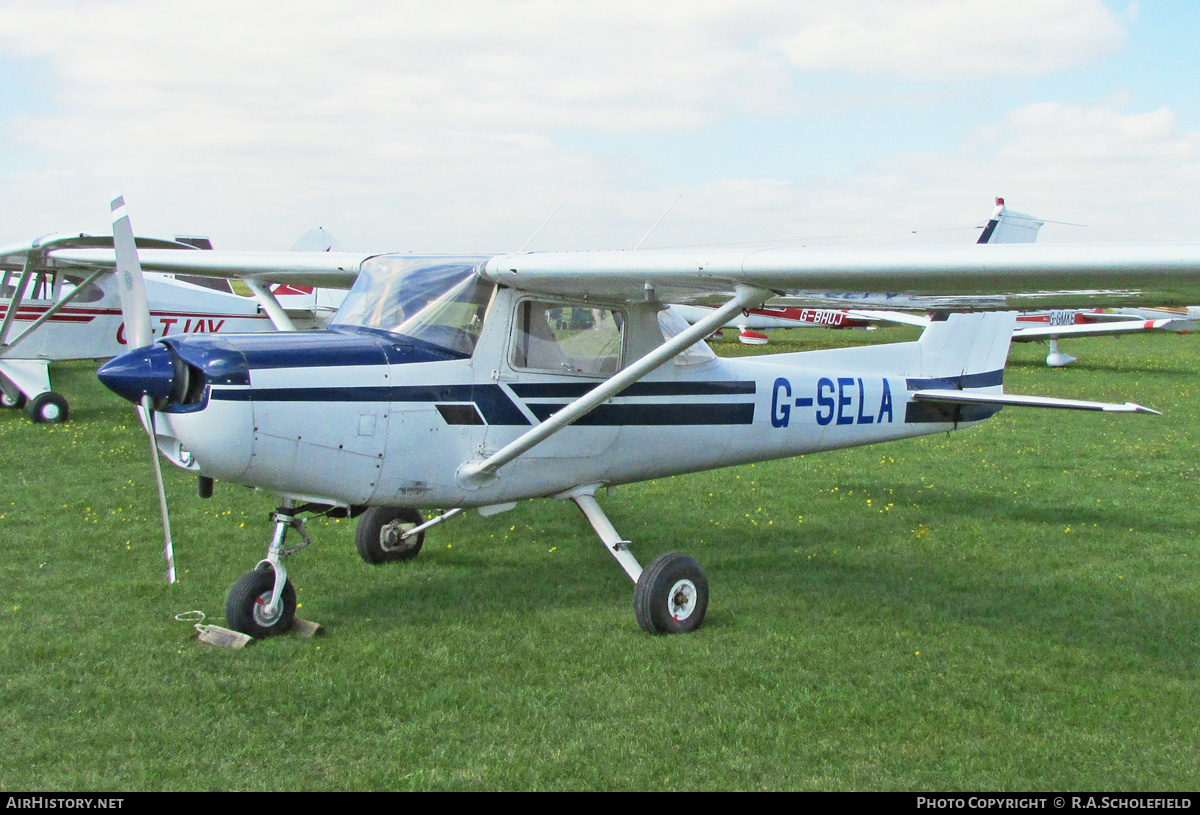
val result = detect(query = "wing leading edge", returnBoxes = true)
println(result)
[482,243,1200,311]
[9,234,1200,313]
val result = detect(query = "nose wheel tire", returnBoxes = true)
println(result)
[27,392,68,424]
[634,552,709,634]
[1,390,25,410]
[355,507,426,564]
[226,569,296,638]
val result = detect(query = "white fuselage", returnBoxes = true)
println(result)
[156,288,996,509]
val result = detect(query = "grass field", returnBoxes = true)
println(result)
[1,327,1198,791]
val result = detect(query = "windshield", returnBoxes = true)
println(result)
[333,255,494,355]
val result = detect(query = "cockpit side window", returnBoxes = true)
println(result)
[512,300,624,377]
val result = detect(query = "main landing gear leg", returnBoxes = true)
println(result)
[225,500,310,638]
[1045,338,1077,368]
[564,486,709,635]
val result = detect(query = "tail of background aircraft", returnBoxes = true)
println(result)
[978,197,1044,244]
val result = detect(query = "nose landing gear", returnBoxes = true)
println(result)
[224,501,311,638]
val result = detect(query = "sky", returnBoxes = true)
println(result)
[0,0,1197,253]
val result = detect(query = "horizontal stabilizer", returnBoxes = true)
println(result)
[912,389,1159,414]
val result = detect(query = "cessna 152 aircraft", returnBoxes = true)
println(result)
[13,195,1200,638]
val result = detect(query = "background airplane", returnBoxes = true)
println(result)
[672,197,1045,343]
[1009,308,1194,366]
[0,233,343,423]
[678,198,1195,365]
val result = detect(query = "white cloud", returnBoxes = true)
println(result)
[766,0,1126,80]
[2,1,1191,251]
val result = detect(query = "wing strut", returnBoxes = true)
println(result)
[244,280,298,331]
[455,284,771,487]
[0,268,108,355]
[0,254,36,345]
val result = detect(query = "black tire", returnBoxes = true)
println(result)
[27,392,68,424]
[0,389,25,410]
[225,569,296,638]
[356,507,425,564]
[634,552,709,634]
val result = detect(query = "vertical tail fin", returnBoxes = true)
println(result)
[978,197,1044,244]
[917,312,1017,389]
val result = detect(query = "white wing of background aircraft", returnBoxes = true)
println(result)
[0,234,345,422]
[855,199,1195,366]
[674,196,1047,343]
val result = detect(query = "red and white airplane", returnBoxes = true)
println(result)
[0,233,342,422]
[1009,308,1194,367]
[671,302,875,344]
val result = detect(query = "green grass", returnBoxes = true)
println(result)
[1,327,1198,790]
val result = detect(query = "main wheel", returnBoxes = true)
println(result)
[0,389,25,410]
[225,569,296,638]
[27,392,68,424]
[634,552,709,634]
[356,507,425,564]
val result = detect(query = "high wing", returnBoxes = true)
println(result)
[481,244,1200,311]
[8,235,1200,314]
[56,248,375,288]
[0,238,377,290]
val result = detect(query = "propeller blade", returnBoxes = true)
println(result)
[110,194,153,349]
[141,396,177,584]
[110,195,177,584]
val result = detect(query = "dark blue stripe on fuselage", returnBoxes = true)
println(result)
[526,402,754,426]
[211,384,531,425]
[905,369,1004,391]
[209,380,759,427]
[194,327,760,427]
[510,381,756,398]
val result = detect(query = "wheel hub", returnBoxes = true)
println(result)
[380,519,417,552]
[668,579,697,621]
[252,590,283,626]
